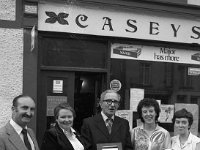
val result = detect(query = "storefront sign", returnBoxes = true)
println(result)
[111,43,200,65]
[38,3,200,44]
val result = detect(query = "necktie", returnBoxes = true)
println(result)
[106,118,113,134]
[21,128,32,150]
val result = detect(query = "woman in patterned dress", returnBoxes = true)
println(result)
[131,98,171,150]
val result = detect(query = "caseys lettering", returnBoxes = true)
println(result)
[45,12,200,40]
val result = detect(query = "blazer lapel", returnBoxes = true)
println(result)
[95,114,110,138]
[110,117,122,139]
[6,123,27,150]
[55,124,74,150]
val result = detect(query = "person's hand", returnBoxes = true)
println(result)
[151,142,160,150]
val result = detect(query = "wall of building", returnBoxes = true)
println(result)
[0,0,23,127]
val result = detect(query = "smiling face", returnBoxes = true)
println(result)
[100,92,120,118]
[141,106,156,125]
[174,118,190,136]
[12,96,35,128]
[56,109,74,131]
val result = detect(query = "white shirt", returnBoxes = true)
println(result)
[62,127,84,150]
[171,132,200,150]
[101,111,114,123]
[10,119,35,150]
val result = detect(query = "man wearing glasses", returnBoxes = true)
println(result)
[81,89,133,150]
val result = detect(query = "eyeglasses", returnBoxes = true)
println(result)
[103,99,120,105]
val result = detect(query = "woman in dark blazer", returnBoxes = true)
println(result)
[41,102,85,150]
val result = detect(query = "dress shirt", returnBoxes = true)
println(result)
[62,127,84,150]
[101,111,114,124]
[171,132,200,150]
[10,119,35,150]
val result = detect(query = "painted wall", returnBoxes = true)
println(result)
[0,0,23,127]
[0,0,16,21]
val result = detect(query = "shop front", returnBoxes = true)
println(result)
[37,0,200,145]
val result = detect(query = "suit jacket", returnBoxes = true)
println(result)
[0,122,39,150]
[81,114,133,150]
[40,123,85,150]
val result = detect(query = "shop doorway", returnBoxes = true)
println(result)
[37,71,104,146]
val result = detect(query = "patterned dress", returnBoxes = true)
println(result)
[131,124,171,150]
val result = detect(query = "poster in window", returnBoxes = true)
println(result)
[46,96,67,116]
[115,110,133,128]
[130,88,144,111]
[158,105,174,123]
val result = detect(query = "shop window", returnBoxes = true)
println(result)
[139,63,152,86]
[179,66,193,88]
[165,63,173,87]
[40,36,107,69]
[177,95,187,103]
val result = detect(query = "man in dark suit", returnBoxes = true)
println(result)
[81,89,133,150]
[0,95,39,150]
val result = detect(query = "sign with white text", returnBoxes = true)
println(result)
[188,67,200,75]
[38,3,200,44]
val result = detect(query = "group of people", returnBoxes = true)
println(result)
[0,89,200,150]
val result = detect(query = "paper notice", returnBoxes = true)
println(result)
[130,88,144,111]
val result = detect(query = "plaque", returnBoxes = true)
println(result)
[97,143,122,150]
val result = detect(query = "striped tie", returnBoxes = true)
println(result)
[106,118,113,134]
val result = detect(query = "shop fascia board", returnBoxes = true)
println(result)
[40,0,200,19]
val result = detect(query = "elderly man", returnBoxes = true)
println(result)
[0,95,39,150]
[81,89,133,150]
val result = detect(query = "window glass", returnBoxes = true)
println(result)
[40,37,107,68]
[111,59,200,132]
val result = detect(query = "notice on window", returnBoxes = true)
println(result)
[115,110,133,128]
[53,80,63,93]
[174,103,199,136]
[158,105,174,123]
[130,88,144,111]
[46,96,67,116]
[188,67,200,76]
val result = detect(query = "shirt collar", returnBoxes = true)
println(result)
[173,132,192,145]
[138,123,160,131]
[61,127,76,135]
[101,111,114,122]
[10,119,27,135]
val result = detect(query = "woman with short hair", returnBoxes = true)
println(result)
[41,102,85,150]
[171,108,200,150]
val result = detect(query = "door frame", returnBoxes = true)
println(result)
[36,71,75,146]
